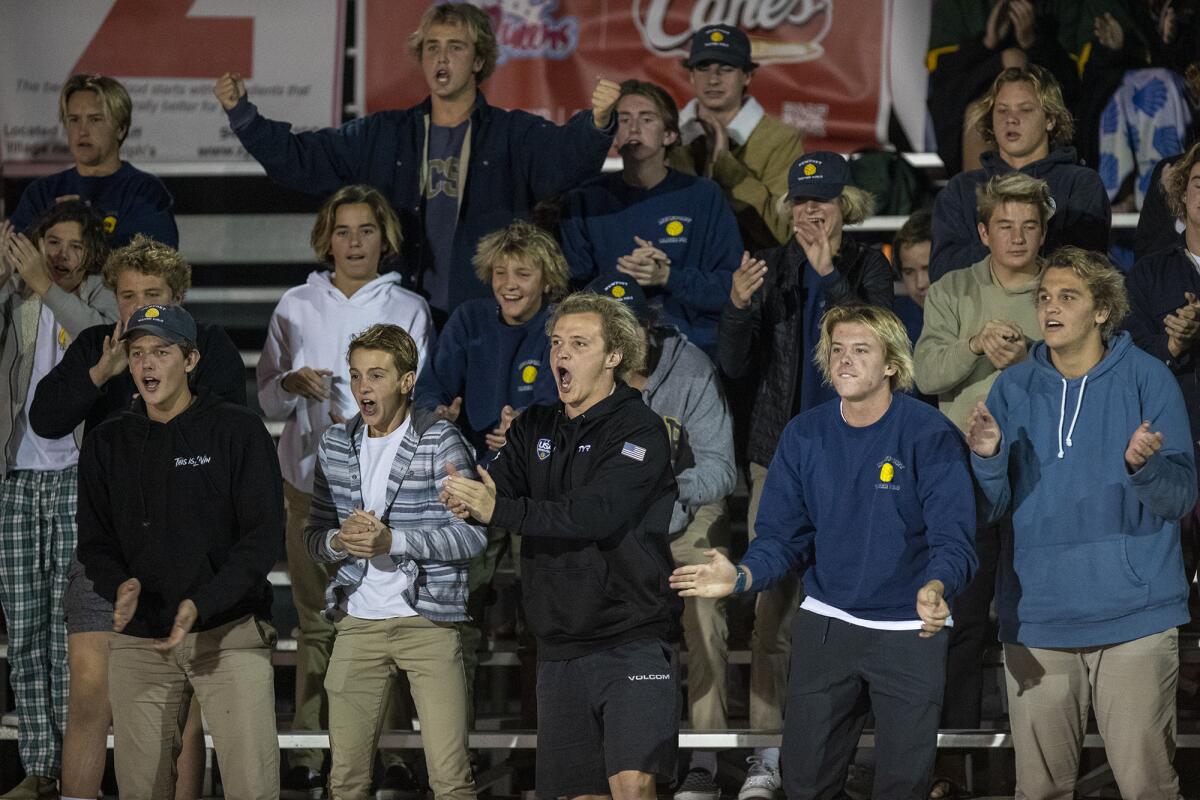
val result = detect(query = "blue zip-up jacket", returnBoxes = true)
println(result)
[413,298,557,461]
[930,147,1111,281]
[226,94,614,313]
[972,332,1195,648]
[743,393,977,621]
[559,169,742,355]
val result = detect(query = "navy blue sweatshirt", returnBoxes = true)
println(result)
[413,299,557,461]
[742,393,977,620]
[930,147,1110,281]
[11,163,178,248]
[559,169,742,355]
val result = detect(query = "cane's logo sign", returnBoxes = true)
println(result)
[479,0,580,63]
[632,0,831,62]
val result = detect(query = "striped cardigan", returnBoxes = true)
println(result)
[305,413,486,622]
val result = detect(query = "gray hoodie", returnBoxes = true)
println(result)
[639,326,736,536]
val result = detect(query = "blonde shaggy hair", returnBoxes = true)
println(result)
[1038,247,1129,340]
[1165,141,1200,220]
[814,304,915,393]
[408,3,498,84]
[59,74,133,145]
[969,65,1075,148]
[546,292,646,381]
[310,185,403,267]
[777,184,876,227]
[975,172,1055,227]
[473,220,570,297]
[102,234,192,299]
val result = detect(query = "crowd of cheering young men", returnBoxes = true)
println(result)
[0,2,1199,799]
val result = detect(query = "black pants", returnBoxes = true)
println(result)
[940,513,1004,727]
[782,609,949,800]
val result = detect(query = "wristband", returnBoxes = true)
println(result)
[732,566,747,595]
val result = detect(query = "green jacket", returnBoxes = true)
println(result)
[669,96,805,253]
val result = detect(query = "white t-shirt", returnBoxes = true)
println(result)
[347,417,419,620]
[9,303,80,471]
[801,596,953,631]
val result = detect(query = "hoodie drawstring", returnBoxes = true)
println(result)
[1056,375,1088,458]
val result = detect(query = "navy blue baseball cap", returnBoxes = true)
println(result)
[122,304,197,346]
[683,25,758,71]
[587,276,653,323]
[788,151,851,202]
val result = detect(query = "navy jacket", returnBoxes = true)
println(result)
[930,147,1111,281]
[1124,245,1200,457]
[227,94,615,312]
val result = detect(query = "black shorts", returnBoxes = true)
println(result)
[535,638,680,797]
[64,558,112,635]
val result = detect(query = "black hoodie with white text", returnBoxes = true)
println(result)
[76,388,283,639]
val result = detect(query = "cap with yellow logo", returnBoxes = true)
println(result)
[122,304,197,346]
[682,25,757,71]
[788,151,850,202]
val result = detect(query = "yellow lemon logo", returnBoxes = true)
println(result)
[709,31,725,42]
[803,163,817,177]
[58,327,69,348]
[103,216,117,234]
[666,220,684,236]
[521,365,538,384]
[879,463,894,482]
[611,285,626,298]
[145,307,160,318]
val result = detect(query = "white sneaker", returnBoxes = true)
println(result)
[737,756,781,800]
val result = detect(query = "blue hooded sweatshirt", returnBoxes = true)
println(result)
[971,332,1195,648]
[413,298,557,462]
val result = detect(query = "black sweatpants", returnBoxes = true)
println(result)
[781,608,949,800]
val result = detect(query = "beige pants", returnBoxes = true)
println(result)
[108,615,279,800]
[670,501,730,730]
[326,614,476,800]
[747,462,802,731]
[1004,629,1180,800]
[283,481,337,770]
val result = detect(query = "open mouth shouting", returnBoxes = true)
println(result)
[139,375,161,395]
[358,396,378,419]
[556,364,573,394]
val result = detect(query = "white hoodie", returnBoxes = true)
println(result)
[258,270,434,492]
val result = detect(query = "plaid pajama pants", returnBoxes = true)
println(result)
[0,467,78,777]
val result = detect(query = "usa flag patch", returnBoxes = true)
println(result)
[620,441,646,462]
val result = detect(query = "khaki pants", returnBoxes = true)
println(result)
[670,501,730,730]
[108,615,279,799]
[747,462,802,731]
[283,480,337,771]
[326,614,476,800]
[1004,629,1180,800]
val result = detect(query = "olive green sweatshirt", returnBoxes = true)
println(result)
[914,256,1043,433]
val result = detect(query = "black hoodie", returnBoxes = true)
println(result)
[76,388,282,639]
[487,383,681,660]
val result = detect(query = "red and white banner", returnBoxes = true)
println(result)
[365,0,914,153]
[0,0,345,165]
